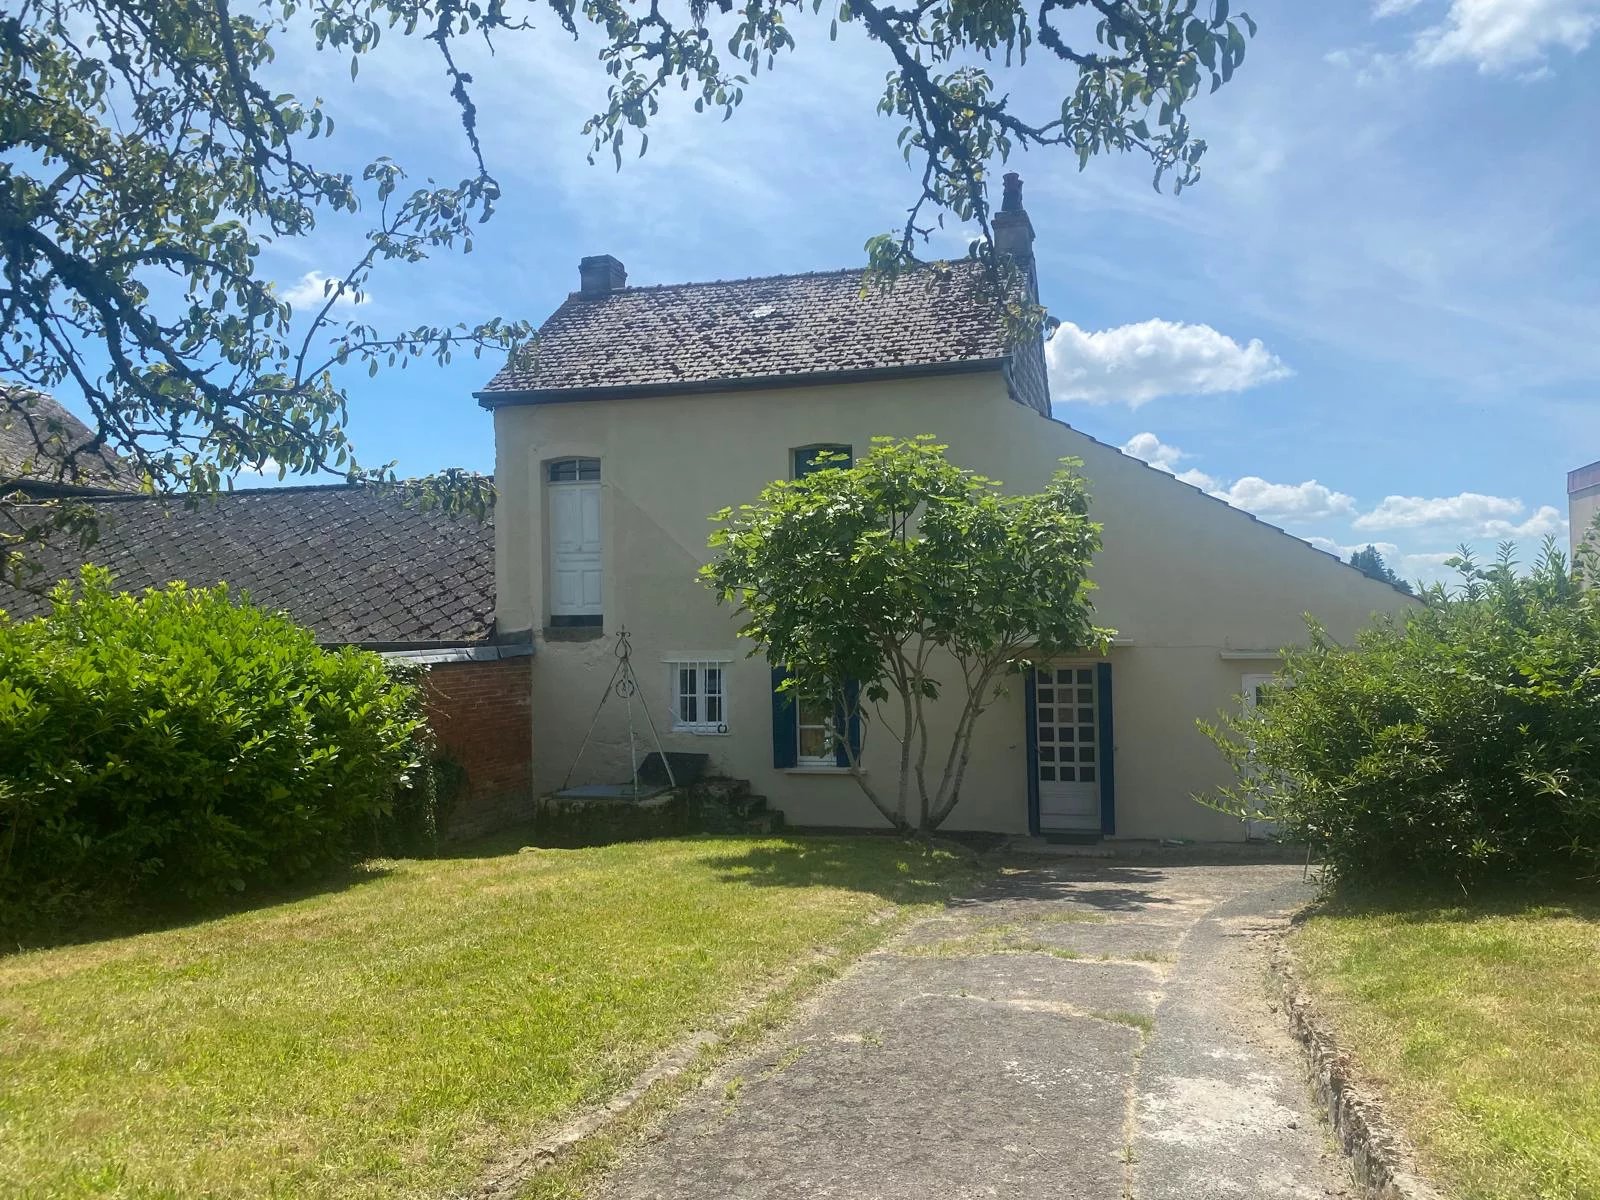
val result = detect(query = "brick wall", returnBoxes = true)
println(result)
[420,655,533,838]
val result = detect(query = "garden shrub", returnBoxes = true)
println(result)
[0,567,433,931]
[1203,539,1600,889]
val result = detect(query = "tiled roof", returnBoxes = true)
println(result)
[1,386,133,493]
[0,485,496,646]
[479,260,1010,397]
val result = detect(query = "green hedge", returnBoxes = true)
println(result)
[0,567,434,931]
[1203,540,1600,889]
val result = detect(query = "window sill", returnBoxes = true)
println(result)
[672,728,731,737]
[543,625,605,643]
[783,766,865,776]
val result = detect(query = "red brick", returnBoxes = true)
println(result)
[420,657,533,838]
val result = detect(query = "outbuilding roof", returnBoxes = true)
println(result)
[477,260,1011,401]
[1,386,132,494]
[0,484,496,647]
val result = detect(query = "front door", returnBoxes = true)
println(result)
[1033,664,1104,834]
[549,473,602,618]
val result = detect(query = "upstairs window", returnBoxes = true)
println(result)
[547,457,602,625]
[548,457,601,482]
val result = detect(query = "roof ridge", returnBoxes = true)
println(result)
[569,257,980,299]
[55,480,495,504]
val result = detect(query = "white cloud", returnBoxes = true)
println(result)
[1388,0,1600,72]
[1355,491,1521,530]
[1373,0,1426,15]
[281,271,369,309]
[1481,503,1568,537]
[1323,45,1405,85]
[1354,492,1569,538]
[1213,477,1359,523]
[1119,432,1219,489]
[1120,433,1353,523]
[1047,319,1292,408]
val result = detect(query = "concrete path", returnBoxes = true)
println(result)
[590,861,1353,1199]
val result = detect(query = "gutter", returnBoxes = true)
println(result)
[474,356,1008,408]
[374,642,535,666]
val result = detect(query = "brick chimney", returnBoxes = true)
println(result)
[992,172,1037,298]
[578,254,627,298]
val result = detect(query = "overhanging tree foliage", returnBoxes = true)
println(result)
[703,436,1112,832]
[2,0,1255,579]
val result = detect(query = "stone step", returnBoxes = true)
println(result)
[724,792,769,818]
[695,776,753,804]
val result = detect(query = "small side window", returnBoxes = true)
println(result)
[791,444,852,478]
[1241,673,1280,711]
[668,660,730,734]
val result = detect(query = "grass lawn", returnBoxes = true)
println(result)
[0,834,982,1200]
[1293,891,1600,1200]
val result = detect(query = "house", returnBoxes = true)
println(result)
[1570,458,1600,563]
[0,395,532,838]
[478,175,1418,840]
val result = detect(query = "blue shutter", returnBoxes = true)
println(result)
[771,666,797,768]
[1096,662,1116,835]
[834,679,862,769]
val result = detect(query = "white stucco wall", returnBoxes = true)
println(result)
[492,372,1417,839]
[1571,484,1600,564]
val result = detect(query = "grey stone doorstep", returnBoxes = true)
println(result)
[517,860,1366,1200]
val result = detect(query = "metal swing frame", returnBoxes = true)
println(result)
[558,627,677,799]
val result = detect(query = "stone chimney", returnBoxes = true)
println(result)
[992,172,1037,298]
[578,254,627,298]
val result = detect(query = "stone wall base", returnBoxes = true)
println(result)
[1272,939,1444,1200]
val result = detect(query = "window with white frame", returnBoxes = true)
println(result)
[547,457,601,482]
[795,694,837,764]
[668,660,730,733]
[1241,673,1279,711]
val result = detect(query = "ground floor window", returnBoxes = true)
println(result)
[668,660,729,733]
[795,695,837,764]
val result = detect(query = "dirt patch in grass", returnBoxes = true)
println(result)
[0,834,984,1200]
[1292,889,1600,1200]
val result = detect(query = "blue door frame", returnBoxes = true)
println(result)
[1025,662,1116,837]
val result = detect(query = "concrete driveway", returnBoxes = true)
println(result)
[591,860,1352,1200]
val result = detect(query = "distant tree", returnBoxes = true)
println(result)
[1349,545,1414,595]
[703,436,1112,832]
[2,0,1257,581]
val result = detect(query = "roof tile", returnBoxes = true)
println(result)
[1,385,134,492]
[0,485,495,645]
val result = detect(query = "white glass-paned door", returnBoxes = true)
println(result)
[1036,665,1100,833]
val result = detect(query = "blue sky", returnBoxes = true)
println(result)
[239,0,1600,587]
